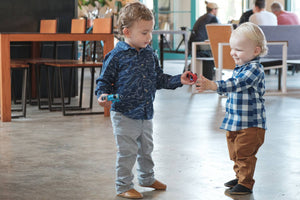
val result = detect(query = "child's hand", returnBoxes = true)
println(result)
[181,71,195,85]
[195,75,217,92]
[98,94,111,107]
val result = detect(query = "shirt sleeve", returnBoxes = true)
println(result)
[216,63,263,95]
[95,53,118,98]
[154,53,183,90]
[211,16,219,24]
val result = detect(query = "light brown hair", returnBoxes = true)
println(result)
[117,1,153,35]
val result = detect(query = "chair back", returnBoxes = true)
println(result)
[93,17,113,34]
[70,19,87,60]
[71,19,86,34]
[40,19,57,33]
[206,24,235,70]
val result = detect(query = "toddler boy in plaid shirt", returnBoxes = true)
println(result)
[196,22,267,195]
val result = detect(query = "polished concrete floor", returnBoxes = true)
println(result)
[1,60,300,200]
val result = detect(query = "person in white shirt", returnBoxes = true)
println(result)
[249,0,277,25]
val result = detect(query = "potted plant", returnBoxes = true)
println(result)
[78,0,113,27]
[78,0,112,9]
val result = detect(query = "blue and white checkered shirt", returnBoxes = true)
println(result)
[216,58,266,131]
[95,41,182,120]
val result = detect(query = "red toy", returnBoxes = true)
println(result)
[187,72,198,83]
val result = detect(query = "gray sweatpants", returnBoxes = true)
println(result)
[110,111,155,194]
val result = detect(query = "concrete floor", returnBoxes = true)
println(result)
[1,60,300,200]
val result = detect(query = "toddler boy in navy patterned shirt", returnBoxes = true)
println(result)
[196,22,267,195]
[95,2,193,199]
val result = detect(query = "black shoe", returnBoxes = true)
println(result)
[224,179,238,188]
[228,184,252,195]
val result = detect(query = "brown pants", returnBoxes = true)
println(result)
[226,127,265,190]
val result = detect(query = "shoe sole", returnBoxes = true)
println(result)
[225,189,252,196]
[224,184,236,188]
[228,191,252,195]
[117,194,143,199]
[139,185,167,190]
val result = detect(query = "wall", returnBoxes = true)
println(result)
[0,0,78,98]
[0,0,76,32]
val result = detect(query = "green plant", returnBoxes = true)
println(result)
[78,0,112,9]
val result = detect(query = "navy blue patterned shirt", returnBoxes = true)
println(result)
[216,58,267,131]
[95,41,183,120]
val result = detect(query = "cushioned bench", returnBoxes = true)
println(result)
[260,25,300,60]
[259,25,300,94]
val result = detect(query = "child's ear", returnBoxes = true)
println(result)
[254,46,261,56]
[122,28,130,37]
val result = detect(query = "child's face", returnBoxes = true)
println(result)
[123,19,154,51]
[229,33,261,66]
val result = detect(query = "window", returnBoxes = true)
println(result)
[143,0,153,10]
[197,0,243,23]
[290,0,300,15]
[143,0,191,59]
[146,0,245,60]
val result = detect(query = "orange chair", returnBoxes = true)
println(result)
[39,19,57,33]
[206,24,235,80]
[10,19,58,109]
[30,19,59,109]
[9,19,58,113]
[43,17,113,116]
[93,17,113,34]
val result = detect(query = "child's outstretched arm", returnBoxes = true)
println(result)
[195,75,217,92]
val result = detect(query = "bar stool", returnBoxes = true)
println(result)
[11,61,29,118]
[31,19,59,109]
[43,18,113,116]
[11,19,59,110]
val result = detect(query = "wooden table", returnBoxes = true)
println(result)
[0,33,114,122]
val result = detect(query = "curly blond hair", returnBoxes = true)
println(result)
[233,22,268,57]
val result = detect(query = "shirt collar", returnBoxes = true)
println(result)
[251,56,260,62]
[236,57,260,69]
[116,41,152,53]
[116,41,133,51]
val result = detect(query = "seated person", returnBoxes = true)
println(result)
[239,1,256,25]
[249,0,277,25]
[271,1,300,25]
[239,9,254,25]
[188,1,219,57]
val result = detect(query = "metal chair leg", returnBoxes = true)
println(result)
[11,68,28,118]
[58,68,66,116]
[21,68,28,117]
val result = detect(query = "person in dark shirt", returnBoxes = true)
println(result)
[95,2,193,199]
[188,1,219,57]
[239,9,254,25]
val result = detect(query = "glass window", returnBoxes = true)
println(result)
[143,0,153,10]
[197,0,243,23]
[290,0,300,15]
[147,0,191,53]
